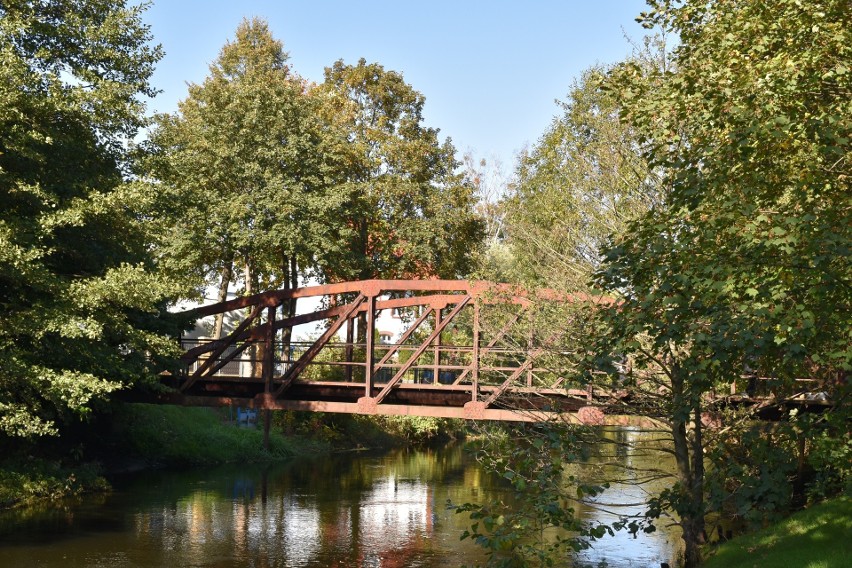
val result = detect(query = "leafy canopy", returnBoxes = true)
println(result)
[145,18,346,296]
[0,0,178,438]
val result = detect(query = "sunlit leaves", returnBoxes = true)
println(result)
[316,59,484,282]
[0,0,177,438]
[505,60,663,293]
[596,1,850,564]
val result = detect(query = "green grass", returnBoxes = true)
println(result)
[1,404,329,508]
[104,403,327,467]
[1,404,457,508]
[275,410,467,449]
[702,496,852,568]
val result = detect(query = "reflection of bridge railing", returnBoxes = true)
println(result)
[163,280,617,422]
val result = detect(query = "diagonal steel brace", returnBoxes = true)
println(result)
[274,294,365,397]
[373,296,470,404]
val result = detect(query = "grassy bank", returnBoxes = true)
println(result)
[702,496,852,568]
[0,404,327,508]
[99,403,326,469]
[277,410,466,450]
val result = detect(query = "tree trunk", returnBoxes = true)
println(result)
[670,363,705,568]
[212,261,233,339]
[280,254,298,369]
[263,409,271,451]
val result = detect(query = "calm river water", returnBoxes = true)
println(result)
[0,428,681,567]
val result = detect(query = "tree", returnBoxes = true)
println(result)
[0,0,178,437]
[145,18,345,329]
[462,153,520,284]
[595,1,851,565]
[503,60,663,292]
[316,58,484,284]
[454,422,631,568]
[451,54,669,567]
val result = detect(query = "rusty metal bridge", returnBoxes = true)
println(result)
[157,279,624,423]
[155,279,832,424]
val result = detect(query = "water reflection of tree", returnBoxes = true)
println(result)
[116,445,500,567]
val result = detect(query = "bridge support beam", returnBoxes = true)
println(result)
[365,294,376,397]
[471,301,480,401]
[158,392,663,427]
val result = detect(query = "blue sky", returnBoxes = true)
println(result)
[142,1,650,171]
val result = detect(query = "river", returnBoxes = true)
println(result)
[0,428,681,567]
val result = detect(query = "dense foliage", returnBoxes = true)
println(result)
[464,1,849,566]
[592,0,850,565]
[454,424,618,568]
[145,19,347,303]
[146,21,484,309]
[0,0,180,438]
[505,58,663,292]
[318,58,485,283]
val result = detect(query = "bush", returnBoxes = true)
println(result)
[706,422,800,529]
[0,459,109,508]
[275,410,465,448]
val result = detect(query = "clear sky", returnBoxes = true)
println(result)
[141,0,650,172]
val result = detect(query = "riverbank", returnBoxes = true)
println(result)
[702,496,851,568]
[0,404,320,508]
[0,403,465,508]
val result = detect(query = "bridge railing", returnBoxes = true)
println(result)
[177,337,569,389]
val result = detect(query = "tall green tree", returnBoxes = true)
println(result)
[451,55,668,568]
[317,59,484,283]
[595,1,851,565]
[146,19,345,319]
[0,0,176,437]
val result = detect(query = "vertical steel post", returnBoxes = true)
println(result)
[263,305,275,392]
[263,304,275,451]
[345,316,354,382]
[472,301,480,402]
[433,307,442,385]
[364,294,376,397]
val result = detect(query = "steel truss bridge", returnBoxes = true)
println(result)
[155,279,630,423]
[155,279,832,424]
